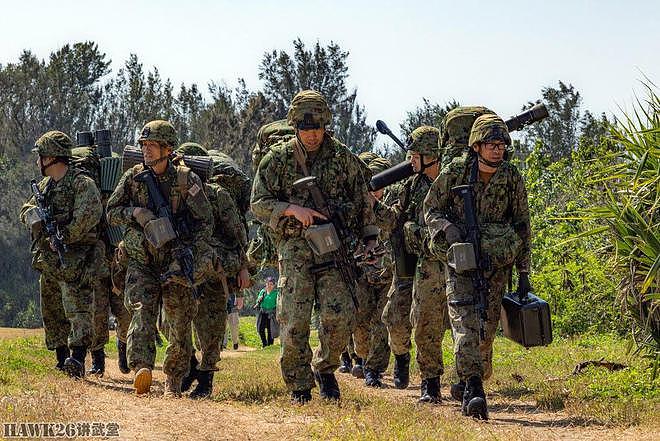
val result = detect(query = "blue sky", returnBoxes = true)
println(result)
[1,0,657,142]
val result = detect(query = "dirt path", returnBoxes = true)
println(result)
[2,328,658,440]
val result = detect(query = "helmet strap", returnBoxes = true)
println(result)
[418,156,438,173]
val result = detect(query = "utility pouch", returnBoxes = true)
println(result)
[143,217,177,249]
[447,242,477,274]
[24,207,43,235]
[304,223,340,256]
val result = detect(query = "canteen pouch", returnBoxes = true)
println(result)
[143,217,177,249]
[304,223,340,256]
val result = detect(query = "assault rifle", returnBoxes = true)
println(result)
[30,179,67,267]
[448,161,489,341]
[134,168,200,300]
[292,176,361,307]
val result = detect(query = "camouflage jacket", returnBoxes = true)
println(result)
[206,182,248,277]
[374,173,433,256]
[424,155,531,272]
[20,167,102,276]
[106,161,213,269]
[251,135,378,245]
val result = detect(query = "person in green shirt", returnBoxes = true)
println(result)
[254,277,279,347]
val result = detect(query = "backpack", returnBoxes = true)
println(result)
[440,106,495,167]
[251,119,295,173]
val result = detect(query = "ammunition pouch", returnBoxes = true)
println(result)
[304,223,340,256]
[143,217,177,249]
[447,242,477,274]
[24,207,43,237]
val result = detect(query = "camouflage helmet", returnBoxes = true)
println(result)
[358,151,379,164]
[469,114,511,147]
[137,120,178,148]
[32,131,74,157]
[407,126,441,157]
[286,90,332,129]
[177,142,208,157]
[366,157,392,175]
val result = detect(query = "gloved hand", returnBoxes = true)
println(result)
[516,272,532,297]
[443,223,463,246]
[133,207,156,227]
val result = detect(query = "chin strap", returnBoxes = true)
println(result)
[39,157,65,176]
[477,154,503,169]
[417,156,438,174]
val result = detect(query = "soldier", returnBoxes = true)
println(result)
[20,131,103,378]
[69,143,132,377]
[174,142,250,399]
[352,153,393,388]
[403,127,448,403]
[106,120,214,397]
[251,90,379,403]
[424,114,531,419]
[374,127,443,393]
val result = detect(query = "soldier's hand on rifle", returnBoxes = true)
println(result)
[283,204,327,227]
[516,272,532,297]
[443,223,463,246]
[237,268,251,289]
[133,207,156,227]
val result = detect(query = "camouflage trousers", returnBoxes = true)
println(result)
[447,265,511,380]
[276,238,356,392]
[91,275,132,351]
[123,261,197,380]
[381,275,413,356]
[353,278,391,373]
[193,280,229,372]
[39,273,94,350]
[411,256,448,380]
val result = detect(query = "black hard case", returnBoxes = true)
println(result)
[500,292,553,348]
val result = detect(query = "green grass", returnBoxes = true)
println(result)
[2,327,658,434]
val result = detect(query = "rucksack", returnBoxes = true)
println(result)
[251,119,295,173]
[440,106,495,167]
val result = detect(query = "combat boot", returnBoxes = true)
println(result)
[63,346,86,379]
[314,371,340,401]
[164,376,182,398]
[181,353,200,392]
[117,339,130,374]
[364,368,384,388]
[418,377,441,404]
[55,346,69,371]
[338,351,352,374]
[189,371,213,399]
[291,389,312,405]
[87,349,105,377]
[462,376,488,420]
[133,367,152,395]
[450,380,466,401]
[393,352,410,389]
[351,358,364,379]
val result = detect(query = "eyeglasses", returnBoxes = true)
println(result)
[483,142,507,152]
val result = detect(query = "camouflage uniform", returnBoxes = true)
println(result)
[247,120,294,271]
[424,114,530,418]
[20,131,103,376]
[68,146,132,373]
[251,91,378,396]
[351,154,392,383]
[177,143,248,374]
[106,121,213,394]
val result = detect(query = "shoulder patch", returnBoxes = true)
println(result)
[188,183,201,198]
